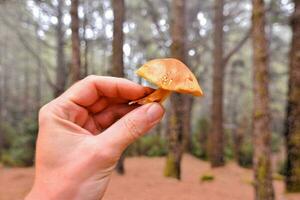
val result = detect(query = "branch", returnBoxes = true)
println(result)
[0,13,57,90]
[223,29,251,65]
[144,0,164,38]
[143,0,168,54]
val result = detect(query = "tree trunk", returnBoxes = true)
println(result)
[0,53,3,150]
[0,66,2,124]
[111,0,125,174]
[70,0,81,83]
[83,1,89,77]
[35,25,42,112]
[23,63,30,116]
[164,0,186,180]
[198,118,209,159]
[54,0,67,97]
[2,37,9,122]
[111,0,125,77]
[252,0,275,199]
[285,0,300,193]
[235,116,247,165]
[209,0,225,167]
[183,96,193,151]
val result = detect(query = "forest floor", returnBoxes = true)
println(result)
[0,154,299,200]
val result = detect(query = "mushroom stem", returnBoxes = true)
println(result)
[129,88,171,105]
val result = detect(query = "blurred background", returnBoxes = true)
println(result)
[0,0,299,200]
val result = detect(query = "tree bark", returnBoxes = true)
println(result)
[54,0,67,97]
[252,0,275,199]
[235,116,247,165]
[83,10,89,77]
[70,0,81,83]
[285,0,300,193]
[164,0,186,180]
[35,23,42,112]
[23,63,30,116]
[183,96,193,151]
[111,0,125,77]
[210,0,225,167]
[111,0,126,174]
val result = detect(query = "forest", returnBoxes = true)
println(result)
[0,0,299,200]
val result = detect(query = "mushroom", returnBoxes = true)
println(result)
[130,58,203,105]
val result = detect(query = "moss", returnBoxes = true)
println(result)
[164,154,179,179]
[254,110,264,119]
[272,173,284,181]
[255,156,274,199]
[287,182,300,192]
[257,157,267,197]
[242,178,255,186]
[200,173,215,182]
[286,127,300,192]
[287,163,300,192]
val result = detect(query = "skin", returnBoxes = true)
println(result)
[25,75,165,200]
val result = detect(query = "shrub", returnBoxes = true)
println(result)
[200,173,215,182]
[278,159,287,177]
[127,135,167,157]
[191,118,210,160]
[190,133,208,160]
[238,141,253,168]
[0,119,37,167]
[271,133,282,153]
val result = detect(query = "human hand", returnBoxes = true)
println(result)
[25,76,164,200]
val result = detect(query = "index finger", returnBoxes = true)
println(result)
[61,75,152,107]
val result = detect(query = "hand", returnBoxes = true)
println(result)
[25,76,164,200]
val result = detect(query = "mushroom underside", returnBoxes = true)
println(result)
[129,88,171,105]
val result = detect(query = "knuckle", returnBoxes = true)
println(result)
[85,75,97,82]
[38,104,50,121]
[38,101,56,125]
[123,118,141,141]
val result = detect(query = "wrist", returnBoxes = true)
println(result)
[25,178,77,200]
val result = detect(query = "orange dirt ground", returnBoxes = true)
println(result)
[0,154,299,200]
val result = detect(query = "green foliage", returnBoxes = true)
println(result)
[191,118,209,160]
[224,129,235,161]
[238,141,253,168]
[190,133,208,160]
[272,173,284,181]
[271,133,282,153]
[127,134,167,157]
[224,146,234,161]
[200,173,215,182]
[0,118,38,167]
[278,159,287,177]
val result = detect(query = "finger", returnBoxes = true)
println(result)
[61,76,153,107]
[87,98,109,114]
[87,97,135,114]
[96,103,164,153]
[83,116,103,135]
[93,104,138,129]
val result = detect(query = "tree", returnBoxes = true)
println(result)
[285,0,300,193]
[209,0,250,167]
[54,0,67,97]
[164,0,186,180]
[111,0,125,77]
[209,0,225,167]
[252,0,275,199]
[70,0,81,83]
[111,0,125,174]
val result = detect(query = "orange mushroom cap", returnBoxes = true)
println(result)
[136,58,203,96]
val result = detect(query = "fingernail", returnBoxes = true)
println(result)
[146,103,164,123]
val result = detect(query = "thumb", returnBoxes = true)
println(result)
[97,102,164,152]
